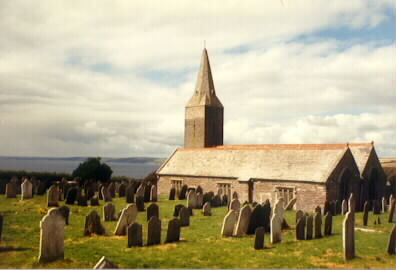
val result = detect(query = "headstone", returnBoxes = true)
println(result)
[102,186,112,202]
[179,185,188,200]
[203,202,211,216]
[212,195,222,207]
[144,184,151,202]
[65,187,78,205]
[323,201,330,215]
[389,200,395,223]
[136,196,145,212]
[58,206,70,225]
[179,207,190,227]
[342,200,348,215]
[274,198,285,218]
[165,218,181,243]
[90,196,100,206]
[127,223,143,247]
[263,200,271,232]
[363,201,369,226]
[173,204,185,217]
[387,224,396,255]
[126,184,135,203]
[222,194,229,206]
[270,213,282,244]
[234,205,252,236]
[0,215,3,241]
[247,205,264,235]
[296,210,304,223]
[296,216,306,240]
[78,194,88,206]
[47,185,59,207]
[108,182,116,198]
[169,187,176,200]
[150,185,158,202]
[84,210,105,236]
[21,179,33,200]
[314,212,322,239]
[114,204,138,235]
[382,197,386,213]
[93,256,118,269]
[254,227,265,250]
[221,210,238,237]
[324,213,333,236]
[103,203,117,221]
[232,191,238,200]
[389,195,394,213]
[5,183,16,198]
[306,215,313,240]
[147,216,161,246]
[203,192,214,204]
[197,193,204,208]
[343,211,355,260]
[348,193,355,217]
[229,199,241,212]
[118,184,126,197]
[330,201,336,216]
[147,203,159,221]
[196,185,203,194]
[38,208,65,262]
[335,200,342,215]
[187,190,198,209]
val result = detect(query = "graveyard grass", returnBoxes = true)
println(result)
[0,195,395,269]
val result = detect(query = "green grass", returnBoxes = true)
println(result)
[0,195,395,269]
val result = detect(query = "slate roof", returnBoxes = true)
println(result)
[348,142,374,176]
[157,144,358,183]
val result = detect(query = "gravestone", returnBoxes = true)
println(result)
[335,200,342,215]
[108,182,116,198]
[306,215,313,240]
[229,199,240,212]
[126,184,135,203]
[165,218,181,243]
[212,195,222,207]
[341,200,348,215]
[203,192,214,204]
[348,193,355,217]
[222,194,229,206]
[382,197,386,213]
[179,207,190,227]
[343,211,355,260]
[47,185,59,207]
[196,185,203,194]
[387,224,396,255]
[169,187,176,200]
[274,198,285,218]
[38,208,65,262]
[77,194,88,206]
[270,213,282,244]
[324,212,333,236]
[21,179,33,200]
[84,210,105,236]
[254,227,265,250]
[234,204,252,236]
[0,215,3,241]
[373,200,381,214]
[173,204,185,217]
[314,212,322,239]
[90,196,100,206]
[247,205,264,235]
[102,186,112,202]
[232,191,238,200]
[103,203,117,221]
[144,184,151,202]
[197,193,204,208]
[263,200,271,232]
[147,216,161,246]
[136,196,145,212]
[221,210,238,237]
[58,206,70,225]
[203,202,211,216]
[323,201,330,215]
[127,223,143,247]
[389,195,394,213]
[118,184,126,197]
[296,210,304,223]
[65,187,78,205]
[115,182,120,194]
[363,201,369,226]
[389,199,395,223]
[147,203,159,221]
[179,184,188,200]
[296,216,306,240]
[330,201,336,216]
[5,183,16,198]
[114,204,138,235]
[187,190,198,209]
[93,256,118,269]
[150,185,157,202]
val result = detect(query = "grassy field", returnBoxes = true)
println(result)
[0,195,395,269]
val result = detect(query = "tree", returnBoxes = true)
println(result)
[72,157,113,184]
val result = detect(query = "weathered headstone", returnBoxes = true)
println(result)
[84,210,105,236]
[108,182,116,198]
[127,223,143,247]
[363,201,369,226]
[229,199,240,212]
[254,227,265,250]
[169,187,176,200]
[212,195,222,207]
[147,203,159,221]
[342,211,355,260]
[187,190,198,209]
[389,195,394,213]
[147,216,161,246]
[179,206,190,227]
[296,210,304,223]
[93,256,118,269]
[203,202,211,216]
[247,205,264,235]
[47,185,59,207]
[114,204,138,235]
[323,201,330,215]
[389,199,395,223]
[90,196,100,206]
[341,199,348,215]
[387,224,396,255]
[144,184,151,202]
[103,203,117,221]
[126,184,135,203]
[314,212,322,239]
[102,186,112,202]
[348,193,355,217]
[263,200,271,232]
[196,185,203,194]
[21,179,33,200]
[306,215,313,240]
[165,218,181,243]
[118,184,126,197]
[232,191,238,200]
[270,213,282,244]
[324,212,333,236]
[335,200,342,215]
[58,206,70,225]
[234,204,252,236]
[221,210,238,237]
[173,204,185,217]
[5,182,16,198]
[296,216,306,240]
[150,185,158,202]
[65,187,78,205]
[38,208,65,262]
[197,192,204,208]
[136,196,145,212]
[382,197,387,213]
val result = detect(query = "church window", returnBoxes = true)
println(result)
[217,183,231,199]
[171,179,183,194]
[275,187,295,205]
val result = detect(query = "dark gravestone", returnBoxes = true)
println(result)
[136,196,145,212]
[388,200,395,223]
[324,212,333,236]
[222,194,229,206]
[387,224,396,255]
[296,216,306,240]
[262,201,271,232]
[336,200,342,215]
[187,206,193,216]
[144,184,151,202]
[37,180,47,195]
[78,195,88,206]
[58,206,70,225]
[147,216,161,246]
[118,184,126,197]
[104,203,117,221]
[126,185,135,203]
[314,212,322,239]
[127,223,143,247]
[247,205,265,235]
[306,215,313,240]
[90,196,100,206]
[373,200,381,214]
[196,185,203,194]
[296,210,304,223]
[232,191,238,199]
[179,185,188,200]
[108,182,116,198]
[254,227,265,250]
[212,195,222,207]
[323,201,330,215]
[84,210,105,236]
[281,218,290,230]
[179,207,190,227]
[173,204,185,217]
[165,218,181,243]
[65,188,78,205]
[169,188,176,200]
[147,203,159,221]
[330,201,336,216]
[0,215,3,241]
[363,201,369,226]
[203,192,212,204]
[343,211,355,260]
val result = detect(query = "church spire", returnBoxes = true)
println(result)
[186,49,223,107]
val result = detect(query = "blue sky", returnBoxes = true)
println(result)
[0,0,394,157]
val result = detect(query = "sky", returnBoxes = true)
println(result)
[0,0,394,158]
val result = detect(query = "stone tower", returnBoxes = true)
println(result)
[184,49,224,148]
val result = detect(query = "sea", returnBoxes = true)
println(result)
[0,156,164,179]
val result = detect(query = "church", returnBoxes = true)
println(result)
[156,49,386,212]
